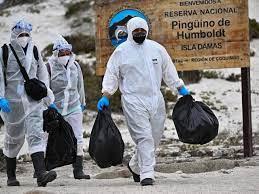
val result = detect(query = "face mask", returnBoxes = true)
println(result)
[17,37,29,48]
[132,32,147,44]
[58,56,70,66]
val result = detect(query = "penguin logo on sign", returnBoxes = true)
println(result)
[109,9,149,47]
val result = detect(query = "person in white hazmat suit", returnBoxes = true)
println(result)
[46,36,90,180]
[0,20,57,187]
[97,17,190,186]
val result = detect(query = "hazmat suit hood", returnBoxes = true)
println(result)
[126,17,149,44]
[52,35,72,56]
[10,20,32,48]
[49,35,74,65]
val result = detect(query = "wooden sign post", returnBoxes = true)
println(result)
[95,0,252,157]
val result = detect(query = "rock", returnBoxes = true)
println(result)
[181,152,191,158]
[212,149,223,158]
[219,169,233,174]
[180,174,191,178]
[167,146,181,157]
[94,168,131,179]
[155,159,236,174]
[175,170,183,174]
[24,191,55,194]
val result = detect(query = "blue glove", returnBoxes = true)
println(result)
[81,104,86,112]
[49,103,58,111]
[178,86,190,96]
[97,96,109,111]
[0,98,11,113]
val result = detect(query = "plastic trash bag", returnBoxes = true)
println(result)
[43,108,77,170]
[172,95,219,144]
[89,108,124,168]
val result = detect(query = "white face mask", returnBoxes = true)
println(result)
[17,37,29,48]
[58,56,70,66]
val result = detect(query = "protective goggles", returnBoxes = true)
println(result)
[58,49,72,57]
[53,44,72,52]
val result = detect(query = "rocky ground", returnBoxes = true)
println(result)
[0,153,259,194]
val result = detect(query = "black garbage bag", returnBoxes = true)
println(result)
[89,108,124,168]
[43,108,77,170]
[172,95,219,144]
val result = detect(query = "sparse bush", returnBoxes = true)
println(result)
[250,18,259,40]
[79,61,122,113]
[164,89,178,102]
[0,148,5,172]
[83,131,91,138]
[178,70,202,84]
[0,10,11,16]
[250,49,255,57]
[41,44,53,59]
[27,6,40,14]
[201,70,222,79]
[64,34,95,55]
[225,73,241,82]
[65,1,91,18]
[0,0,42,10]
[0,116,3,126]
[41,34,95,58]
[220,105,228,111]
[83,17,92,23]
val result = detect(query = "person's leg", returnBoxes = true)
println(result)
[26,107,57,187]
[64,111,90,179]
[122,99,155,184]
[128,149,140,182]
[150,97,166,149]
[4,121,26,186]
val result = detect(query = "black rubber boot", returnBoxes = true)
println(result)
[127,163,140,182]
[140,178,154,186]
[72,156,90,179]
[5,156,20,186]
[31,152,57,187]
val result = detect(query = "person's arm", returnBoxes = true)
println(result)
[0,48,5,98]
[36,47,55,106]
[97,50,121,111]
[101,50,121,97]
[161,46,185,91]
[75,62,86,108]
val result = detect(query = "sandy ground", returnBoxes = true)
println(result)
[0,161,259,194]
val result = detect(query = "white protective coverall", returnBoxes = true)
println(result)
[102,17,184,181]
[0,25,54,158]
[47,38,86,156]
